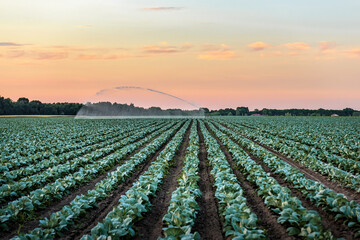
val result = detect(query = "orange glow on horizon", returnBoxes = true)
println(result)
[1,1,359,110]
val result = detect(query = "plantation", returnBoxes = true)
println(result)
[0,116,359,240]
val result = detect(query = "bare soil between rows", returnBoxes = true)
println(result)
[133,121,192,240]
[1,123,175,240]
[192,121,224,240]
[7,122,158,184]
[222,122,360,203]
[0,127,154,209]
[205,122,293,240]
[215,122,356,239]
[61,122,185,240]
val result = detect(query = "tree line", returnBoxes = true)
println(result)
[0,96,359,116]
[203,107,360,116]
[0,97,82,115]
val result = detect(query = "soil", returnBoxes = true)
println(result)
[1,122,176,240]
[9,122,159,183]
[214,122,356,239]
[205,122,294,240]
[192,121,225,240]
[133,121,192,240]
[222,122,360,203]
[1,124,167,207]
[61,122,186,240]
[3,120,359,240]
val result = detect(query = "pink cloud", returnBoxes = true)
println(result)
[346,48,360,56]
[319,41,337,52]
[142,42,191,54]
[284,42,310,50]
[76,54,123,60]
[198,44,236,60]
[248,42,271,51]
[35,52,68,60]
[7,50,25,58]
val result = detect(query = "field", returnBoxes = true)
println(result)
[0,116,359,240]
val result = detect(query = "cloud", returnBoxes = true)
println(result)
[76,54,124,60]
[0,42,24,46]
[346,48,360,57]
[35,52,68,60]
[0,43,131,61]
[284,42,310,50]
[319,41,337,52]
[248,42,271,51]
[141,7,183,11]
[142,42,191,54]
[7,50,25,58]
[143,46,178,54]
[198,44,236,60]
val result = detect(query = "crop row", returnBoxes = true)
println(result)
[226,121,360,192]
[0,118,106,158]
[237,121,360,175]
[79,121,190,239]
[160,121,201,239]
[238,117,360,161]
[207,121,335,239]
[200,121,266,239]
[0,121,163,186]
[213,121,360,238]
[0,119,135,169]
[0,122,171,203]
[12,121,186,239]
[0,121,181,231]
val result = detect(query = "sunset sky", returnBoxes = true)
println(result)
[1,0,360,110]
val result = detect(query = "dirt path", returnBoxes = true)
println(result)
[133,122,192,240]
[205,123,293,240]
[192,121,224,240]
[213,122,355,239]
[62,122,186,240]
[220,122,360,203]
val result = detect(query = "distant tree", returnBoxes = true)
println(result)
[236,107,249,116]
[262,108,270,116]
[201,108,210,115]
[210,111,221,116]
[17,97,29,104]
[343,108,354,116]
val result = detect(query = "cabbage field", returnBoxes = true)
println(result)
[0,116,359,240]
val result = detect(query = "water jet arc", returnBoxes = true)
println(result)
[96,86,201,109]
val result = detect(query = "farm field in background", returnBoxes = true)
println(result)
[0,116,359,240]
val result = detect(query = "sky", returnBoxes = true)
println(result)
[1,0,360,110]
